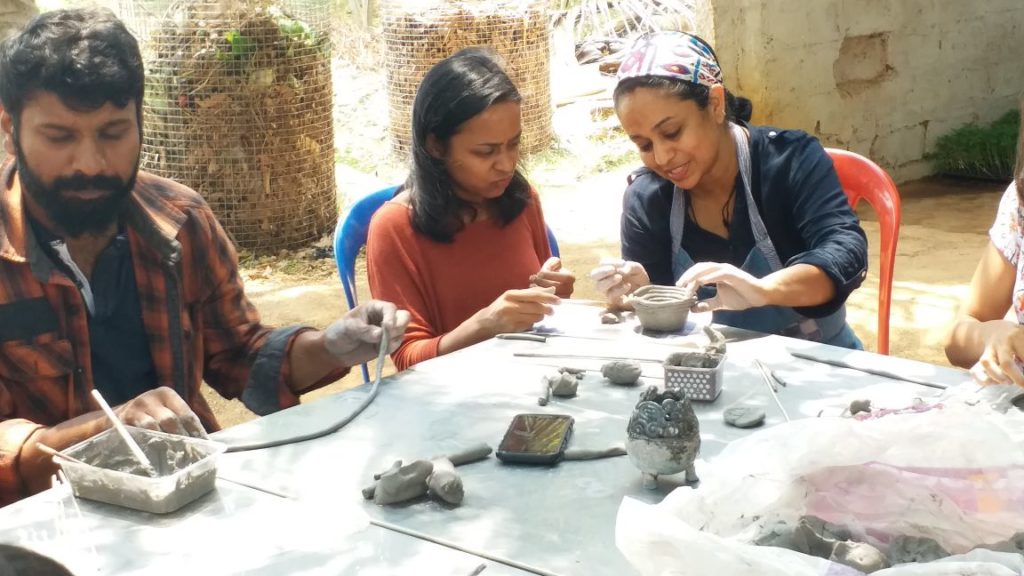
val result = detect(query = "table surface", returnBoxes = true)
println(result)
[0,306,972,575]
[208,309,970,576]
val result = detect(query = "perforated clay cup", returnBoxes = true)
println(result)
[629,285,698,332]
[663,351,725,402]
[59,426,226,514]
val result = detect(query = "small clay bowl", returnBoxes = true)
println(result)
[629,285,698,332]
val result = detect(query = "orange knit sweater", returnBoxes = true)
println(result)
[366,193,552,370]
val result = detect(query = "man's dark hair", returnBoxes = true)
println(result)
[0,7,144,126]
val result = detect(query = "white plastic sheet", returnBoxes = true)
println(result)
[617,402,1024,576]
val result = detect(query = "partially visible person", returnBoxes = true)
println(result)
[367,48,574,371]
[0,8,409,506]
[590,32,867,348]
[944,102,1024,386]
[0,544,74,575]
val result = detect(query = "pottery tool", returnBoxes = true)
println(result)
[224,327,391,452]
[467,564,487,576]
[90,389,157,476]
[514,351,665,363]
[789,351,948,390]
[37,443,90,467]
[754,360,790,422]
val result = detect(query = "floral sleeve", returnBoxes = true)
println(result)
[989,182,1022,267]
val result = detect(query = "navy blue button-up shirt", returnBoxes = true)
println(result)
[621,124,868,318]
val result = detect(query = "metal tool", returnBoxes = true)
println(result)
[789,350,948,390]
[754,360,790,422]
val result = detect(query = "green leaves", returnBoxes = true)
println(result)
[224,30,254,58]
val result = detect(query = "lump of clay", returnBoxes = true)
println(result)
[831,541,889,573]
[977,532,1024,555]
[600,311,622,325]
[373,460,433,505]
[601,361,642,386]
[723,404,766,428]
[547,372,579,397]
[849,399,872,416]
[888,535,949,564]
[702,325,727,355]
[791,516,853,558]
[426,458,464,505]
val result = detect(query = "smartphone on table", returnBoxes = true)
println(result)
[496,413,574,464]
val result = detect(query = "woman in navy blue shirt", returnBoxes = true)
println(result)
[591,32,868,348]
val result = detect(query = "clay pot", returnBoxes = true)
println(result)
[628,285,697,332]
[625,387,701,489]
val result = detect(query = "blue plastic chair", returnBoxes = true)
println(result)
[333,185,561,381]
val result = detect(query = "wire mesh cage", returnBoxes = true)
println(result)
[119,0,336,253]
[381,0,552,158]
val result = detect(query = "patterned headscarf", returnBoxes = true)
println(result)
[616,31,723,88]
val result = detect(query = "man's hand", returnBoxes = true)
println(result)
[589,259,650,308]
[323,300,411,366]
[114,386,207,438]
[530,257,575,298]
[676,262,770,312]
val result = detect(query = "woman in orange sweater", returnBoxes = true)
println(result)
[367,48,575,371]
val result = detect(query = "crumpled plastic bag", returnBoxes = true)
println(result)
[617,403,1024,576]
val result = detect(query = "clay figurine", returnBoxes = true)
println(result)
[601,361,642,386]
[362,443,491,506]
[702,325,727,355]
[624,386,701,489]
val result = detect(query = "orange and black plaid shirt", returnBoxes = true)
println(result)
[0,163,342,505]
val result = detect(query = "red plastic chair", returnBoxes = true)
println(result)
[826,148,901,355]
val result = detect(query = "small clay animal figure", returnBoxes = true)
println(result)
[601,360,642,386]
[887,535,949,564]
[426,457,464,505]
[625,386,701,488]
[372,460,433,505]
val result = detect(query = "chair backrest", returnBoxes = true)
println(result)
[825,148,902,355]
[333,185,561,379]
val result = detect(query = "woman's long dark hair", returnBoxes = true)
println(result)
[407,47,532,243]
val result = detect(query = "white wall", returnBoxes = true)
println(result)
[702,0,1023,182]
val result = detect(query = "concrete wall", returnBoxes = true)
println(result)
[700,0,1024,182]
[0,0,34,41]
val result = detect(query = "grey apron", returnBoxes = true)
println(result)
[669,123,862,349]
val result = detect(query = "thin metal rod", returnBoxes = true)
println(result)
[754,360,790,422]
[789,351,948,390]
[369,518,562,576]
[514,352,665,363]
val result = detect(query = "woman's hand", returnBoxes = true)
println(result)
[971,321,1024,387]
[676,262,770,312]
[473,286,560,336]
[589,259,650,309]
[530,257,575,298]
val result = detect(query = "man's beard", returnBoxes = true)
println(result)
[15,139,137,238]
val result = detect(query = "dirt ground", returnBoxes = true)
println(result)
[204,170,1008,428]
